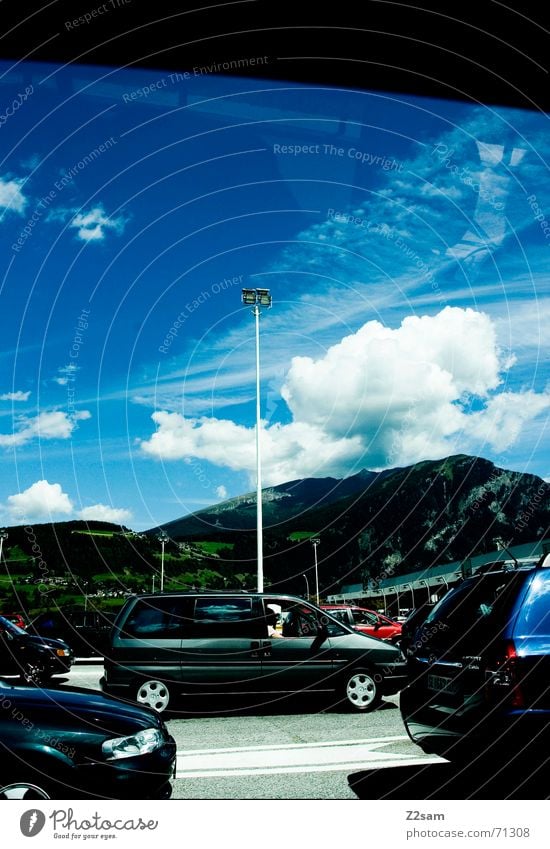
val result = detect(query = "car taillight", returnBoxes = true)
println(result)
[484,640,524,707]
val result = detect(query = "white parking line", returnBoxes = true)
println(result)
[175,736,443,778]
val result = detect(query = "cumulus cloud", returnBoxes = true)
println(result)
[3,482,132,524]
[0,409,91,448]
[6,480,73,521]
[77,504,133,523]
[0,390,30,401]
[70,205,125,242]
[140,412,362,484]
[139,307,550,484]
[216,486,228,500]
[0,175,27,215]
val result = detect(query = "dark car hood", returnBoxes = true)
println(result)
[16,633,73,653]
[0,680,164,733]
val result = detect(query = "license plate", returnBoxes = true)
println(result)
[427,673,460,695]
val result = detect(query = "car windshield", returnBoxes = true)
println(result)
[0,615,26,636]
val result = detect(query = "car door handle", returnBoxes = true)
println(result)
[251,640,272,657]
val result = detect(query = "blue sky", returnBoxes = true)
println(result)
[0,60,549,530]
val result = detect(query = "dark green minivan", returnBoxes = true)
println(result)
[100,592,407,713]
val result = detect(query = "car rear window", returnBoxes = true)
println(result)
[419,571,527,657]
[515,572,550,636]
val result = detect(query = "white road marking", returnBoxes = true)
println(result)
[175,736,443,778]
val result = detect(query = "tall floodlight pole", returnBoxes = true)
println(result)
[242,287,272,592]
[158,532,168,592]
[311,538,321,605]
[0,529,7,564]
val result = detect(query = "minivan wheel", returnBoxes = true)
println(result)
[136,679,170,712]
[342,669,381,712]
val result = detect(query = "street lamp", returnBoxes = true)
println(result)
[0,529,7,564]
[311,538,321,605]
[242,287,272,592]
[157,532,168,592]
[403,582,415,609]
[418,579,430,603]
[387,587,396,618]
[302,573,310,599]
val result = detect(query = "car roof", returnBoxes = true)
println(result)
[124,591,316,604]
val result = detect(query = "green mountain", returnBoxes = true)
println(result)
[2,456,548,606]
[150,454,550,593]
[150,467,393,537]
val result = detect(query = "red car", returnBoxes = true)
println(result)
[0,612,26,629]
[321,605,402,643]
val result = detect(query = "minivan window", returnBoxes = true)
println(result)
[193,597,256,637]
[122,598,192,638]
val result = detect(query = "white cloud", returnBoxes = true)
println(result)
[140,412,362,484]
[77,504,133,523]
[463,391,550,453]
[0,176,27,215]
[54,363,80,386]
[0,390,30,401]
[3,482,132,525]
[70,205,125,242]
[0,409,91,448]
[6,480,73,521]
[216,486,228,500]
[139,307,550,483]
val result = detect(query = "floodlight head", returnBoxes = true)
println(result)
[242,288,257,305]
[256,288,272,307]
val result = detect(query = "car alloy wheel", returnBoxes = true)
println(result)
[21,662,46,686]
[343,669,381,712]
[136,679,170,712]
[0,782,51,799]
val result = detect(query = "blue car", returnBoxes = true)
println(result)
[401,554,550,766]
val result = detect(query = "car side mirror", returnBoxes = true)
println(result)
[315,619,329,642]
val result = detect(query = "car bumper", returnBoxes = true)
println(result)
[401,682,550,761]
[73,739,177,800]
[46,654,74,676]
[379,661,408,695]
